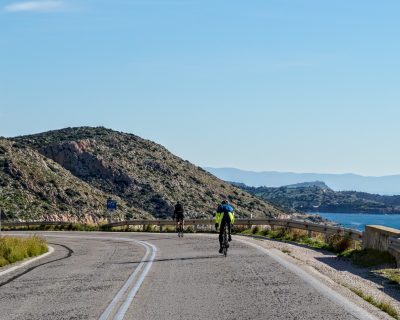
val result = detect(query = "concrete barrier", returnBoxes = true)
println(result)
[363,225,400,251]
[388,236,400,267]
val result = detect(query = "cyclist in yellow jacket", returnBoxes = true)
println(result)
[215,200,235,254]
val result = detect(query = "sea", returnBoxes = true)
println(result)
[314,213,400,231]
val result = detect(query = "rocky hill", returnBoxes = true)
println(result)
[1,127,285,222]
[236,182,400,214]
[0,139,146,223]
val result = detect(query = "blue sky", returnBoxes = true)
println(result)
[1,0,400,176]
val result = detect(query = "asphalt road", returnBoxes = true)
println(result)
[0,232,374,320]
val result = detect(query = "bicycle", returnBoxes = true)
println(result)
[221,224,229,257]
[176,219,184,238]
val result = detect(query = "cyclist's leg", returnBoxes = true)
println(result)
[219,218,226,247]
[227,220,232,241]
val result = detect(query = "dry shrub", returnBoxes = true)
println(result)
[327,234,352,253]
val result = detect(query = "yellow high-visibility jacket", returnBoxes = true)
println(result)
[215,204,235,226]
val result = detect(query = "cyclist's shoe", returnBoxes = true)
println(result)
[219,247,223,254]
[228,235,232,242]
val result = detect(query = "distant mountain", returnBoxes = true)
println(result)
[205,167,400,195]
[0,127,285,222]
[234,183,400,214]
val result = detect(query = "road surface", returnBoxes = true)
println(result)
[0,232,375,320]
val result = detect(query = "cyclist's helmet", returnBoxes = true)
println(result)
[222,199,228,205]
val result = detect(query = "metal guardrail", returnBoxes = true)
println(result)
[2,221,74,227]
[2,221,73,227]
[106,218,363,241]
[0,218,363,241]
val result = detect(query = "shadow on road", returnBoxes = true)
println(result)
[0,243,74,288]
[113,254,223,265]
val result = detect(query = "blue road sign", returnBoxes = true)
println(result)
[107,199,117,211]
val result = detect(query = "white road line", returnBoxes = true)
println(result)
[0,246,55,278]
[236,237,379,320]
[114,241,157,320]
[98,240,155,320]
[4,233,157,320]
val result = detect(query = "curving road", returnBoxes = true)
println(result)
[0,232,377,320]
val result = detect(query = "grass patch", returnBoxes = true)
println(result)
[377,269,400,285]
[239,229,253,235]
[0,236,48,267]
[239,227,396,268]
[348,286,399,319]
[340,249,396,268]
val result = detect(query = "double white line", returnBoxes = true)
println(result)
[6,233,157,320]
[99,239,157,320]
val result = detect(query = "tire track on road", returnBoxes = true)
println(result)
[0,243,73,288]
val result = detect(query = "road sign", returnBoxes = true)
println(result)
[107,199,117,211]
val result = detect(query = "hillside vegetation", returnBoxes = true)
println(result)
[0,139,141,223]
[1,127,284,222]
[236,182,400,214]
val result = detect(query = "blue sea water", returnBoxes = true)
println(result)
[315,213,400,231]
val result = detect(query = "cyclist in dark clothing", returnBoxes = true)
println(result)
[173,201,184,235]
[215,200,235,253]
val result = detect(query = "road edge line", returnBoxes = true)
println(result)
[236,237,379,320]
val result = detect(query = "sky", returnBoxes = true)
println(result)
[1,0,400,176]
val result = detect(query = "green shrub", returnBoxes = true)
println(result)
[164,226,175,233]
[252,226,260,234]
[326,234,353,253]
[144,225,155,232]
[268,228,286,239]
[232,225,247,233]
[240,227,332,251]
[72,223,84,231]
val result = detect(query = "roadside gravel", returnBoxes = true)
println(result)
[239,235,400,319]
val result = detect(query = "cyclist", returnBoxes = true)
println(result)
[215,199,235,253]
[173,201,184,234]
